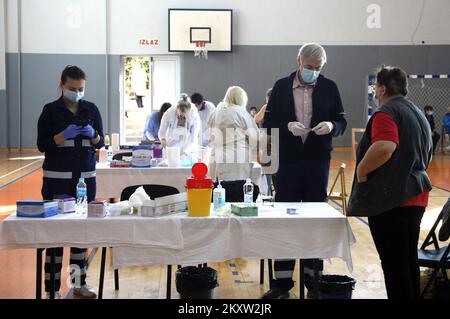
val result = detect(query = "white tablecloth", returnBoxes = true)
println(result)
[95,162,264,198]
[111,203,355,271]
[0,213,184,250]
[0,203,356,272]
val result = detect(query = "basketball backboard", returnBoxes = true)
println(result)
[168,9,232,52]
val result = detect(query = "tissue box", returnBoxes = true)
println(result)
[231,203,258,217]
[141,193,188,217]
[16,200,58,218]
[132,145,152,168]
[87,201,107,218]
[54,194,76,214]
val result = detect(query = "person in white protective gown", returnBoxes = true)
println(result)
[158,94,201,156]
[207,86,260,181]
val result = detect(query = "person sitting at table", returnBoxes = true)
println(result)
[143,102,171,141]
[37,65,104,299]
[207,86,259,181]
[158,94,201,157]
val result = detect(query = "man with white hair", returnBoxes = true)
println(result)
[262,43,347,299]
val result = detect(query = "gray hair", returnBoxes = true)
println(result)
[297,43,327,64]
[223,86,248,108]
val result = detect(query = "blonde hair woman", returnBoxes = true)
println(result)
[207,86,259,181]
[158,94,201,156]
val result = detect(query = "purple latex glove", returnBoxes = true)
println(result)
[79,124,95,138]
[62,124,82,139]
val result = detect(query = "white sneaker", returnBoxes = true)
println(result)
[73,284,97,299]
[45,291,62,299]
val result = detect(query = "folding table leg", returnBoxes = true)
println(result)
[299,259,305,299]
[268,259,273,287]
[98,247,107,299]
[166,265,172,299]
[259,259,265,284]
[50,249,56,299]
[114,269,120,290]
[36,249,43,299]
[313,259,320,294]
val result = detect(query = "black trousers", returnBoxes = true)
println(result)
[272,159,330,291]
[368,206,425,299]
[136,95,144,108]
[432,131,440,154]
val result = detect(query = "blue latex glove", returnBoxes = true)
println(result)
[79,124,95,138]
[62,124,82,139]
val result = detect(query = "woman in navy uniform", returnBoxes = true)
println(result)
[37,65,104,298]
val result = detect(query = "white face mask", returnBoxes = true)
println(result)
[64,89,84,103]
[374,85,385,107]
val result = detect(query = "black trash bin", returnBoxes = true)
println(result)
[176,266,219,299]
[318,275,356,299]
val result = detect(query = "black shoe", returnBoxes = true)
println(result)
[261,288,290,299]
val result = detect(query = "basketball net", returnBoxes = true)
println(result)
[194,41,208,60]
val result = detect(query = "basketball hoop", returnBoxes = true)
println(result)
[194,41,208,60]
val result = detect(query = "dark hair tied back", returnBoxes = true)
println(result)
[376,65,408,97]
[60,65,86,84]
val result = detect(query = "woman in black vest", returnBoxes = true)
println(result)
[348,66,433,299]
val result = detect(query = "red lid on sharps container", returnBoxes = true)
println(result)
[186,162,213,189]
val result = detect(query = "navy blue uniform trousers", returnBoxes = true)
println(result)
[42,177,96,292]
[273,158,330,291]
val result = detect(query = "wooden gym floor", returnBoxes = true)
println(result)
[0,148,449,299]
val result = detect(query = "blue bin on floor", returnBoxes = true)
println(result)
[318,275,356,299]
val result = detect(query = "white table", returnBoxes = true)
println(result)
[0,202,355,299]
[110,203,355,270]
[95,162,264,199]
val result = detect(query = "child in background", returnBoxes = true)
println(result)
[444,106,450,152]
[424,105,440,154]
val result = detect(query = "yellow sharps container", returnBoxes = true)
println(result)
[186,162,213,217]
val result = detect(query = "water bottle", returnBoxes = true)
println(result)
[213,181,226,211]
[256,194,263,206]
[106,146,113,162]
[243,178,254,204]
[76,177,87,214]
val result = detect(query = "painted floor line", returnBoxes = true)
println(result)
[0,159,43,180]
[0,166,42,191]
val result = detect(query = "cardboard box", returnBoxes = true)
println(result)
[231,203,258,217]
[16,200,58,218]
[88,201,107,218]
[54,194,76,214]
